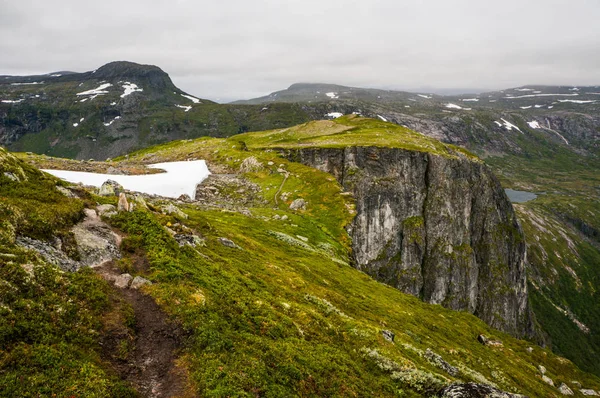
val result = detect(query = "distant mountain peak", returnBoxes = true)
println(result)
[91,61,176,90]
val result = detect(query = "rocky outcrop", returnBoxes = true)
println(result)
[286,146,533,337]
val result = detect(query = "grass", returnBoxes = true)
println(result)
[0,147,135,396]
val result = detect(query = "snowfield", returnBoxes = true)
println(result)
[43,160,211,199]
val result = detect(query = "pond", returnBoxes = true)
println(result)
[504,188,538,203]
[43,160,210,199]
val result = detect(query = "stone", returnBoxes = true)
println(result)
[526,346,533,353]
[117,193,129,212]
[83,208,98,220]
[3,172,19,182]
[98,179,123,196]
[538,364,546,374]
[130,276,152,289]
[178,193,191,202]
[161,203,188,219]
[56,185,77,198]
[477,334,503,347]
[558,383,574,396]
[96,204,116,216]
[219,237,240,249]
[289,198,306,210]
[542,375,554,386]
[281,215,289,221]
[114,273,133,288]
[239,156,263,173]
[381,330,395,342]
[581,390,599,396]
[477,334,488,345]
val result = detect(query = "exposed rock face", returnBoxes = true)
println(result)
[286,146,533,337]
[439,383,527,398]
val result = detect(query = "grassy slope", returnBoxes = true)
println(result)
[98,123,600,396]
[487,149,600,376]
[0,148,135,396]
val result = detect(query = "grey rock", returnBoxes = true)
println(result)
[538,365,546,375]
[542,375,554,386]
[526,347,533,353]
[16,236,79,272]
[98,179,123,196]
[3,171,19,182]
[130,276,152,289]
[114,273,133,288]
[289,198,306,210]
[581,390,599,396]
[178,193,192,202]
[239,156,263,173]
[56,185,77,198]
[72,211,121,268]
[288,146,533,337]
[440,383,527,398]
[558,383,574,396]
[96,204,116,216]
[219,237,240,249]
[424,348,458,376]
[161,203,188,219]
[117,193,129,212]
[381,329,395,342]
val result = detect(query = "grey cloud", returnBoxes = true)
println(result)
[1,0,599,101]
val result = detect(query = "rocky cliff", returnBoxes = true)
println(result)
[286,146,534,337]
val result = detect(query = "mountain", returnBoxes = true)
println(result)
[233,82,600,157]
[0,62,326,160]
[3,117,600,396]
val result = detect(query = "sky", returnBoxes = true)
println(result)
[1,0,599,102]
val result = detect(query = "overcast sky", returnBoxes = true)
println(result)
[1,0,599,102]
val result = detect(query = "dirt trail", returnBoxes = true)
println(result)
[98,260,192,398]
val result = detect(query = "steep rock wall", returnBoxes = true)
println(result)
[285,147,533,337]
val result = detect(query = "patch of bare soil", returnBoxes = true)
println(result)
[99,261,193,398]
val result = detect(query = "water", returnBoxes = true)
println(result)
[505,188,537,203]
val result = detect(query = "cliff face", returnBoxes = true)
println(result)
[287,147,533,337]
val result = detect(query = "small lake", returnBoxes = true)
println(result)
[43,160,210,199]
[505,188,537,203]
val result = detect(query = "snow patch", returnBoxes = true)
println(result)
[1,99,24,104]
[445,103,471,110]
[110,102,117,106]
[72,123,79,127]
[325,92,339,99]
[11,82,43,86]
[325,112,343,118]
[120,82,143,98]
[534,104,543,108]
[520,106,532,109]
[557,99,595,104]
[377,115,387,122]
[417,94,431,99]
[43,160,211,199]
[461,98,479,102]
[175,104,192,112]
[498,118,523,133]
[103,116,121,127]
[527,121,540,129]
[515,88,534,92]
[505,93,579,99]
[181,93,201,103]
[76,83,112,97]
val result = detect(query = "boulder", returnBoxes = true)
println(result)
[290,198,306,210]
[114,273,133,288]
[161,203,188,219]
[98,179,123,196]
[219,237,241,249]
[558,383,574,396]
[130,276,152,289]
[117,193,129,212]
[239,156,263,173]
[381,330,395,343]
[542,375,554,386]
[538,365,546,375]
[581,390,599,396]
[97,204,117,217]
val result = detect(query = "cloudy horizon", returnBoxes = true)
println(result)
[2,0,599,102]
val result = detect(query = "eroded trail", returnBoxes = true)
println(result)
[99,261,191,398]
